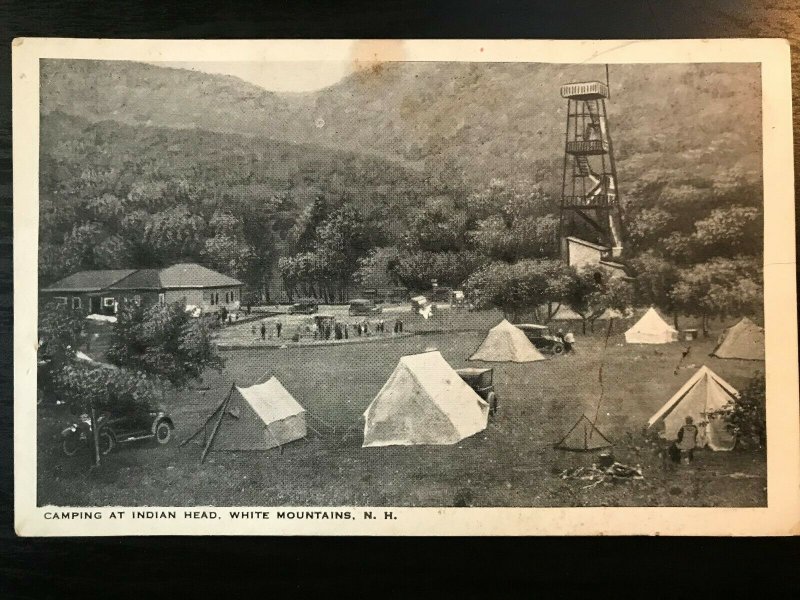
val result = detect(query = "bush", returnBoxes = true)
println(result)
[726,372,766,449]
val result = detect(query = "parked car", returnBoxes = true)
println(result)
[514,323,565,355]
[348,298,382,316]
[288,299,319,315]
[455,367,498,415]
[61,407,175,456]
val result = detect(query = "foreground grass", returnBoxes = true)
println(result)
[38,311,766,507]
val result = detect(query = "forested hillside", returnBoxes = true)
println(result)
[41,60,762,192]
[38,111,432,295]
[40,59,765,322]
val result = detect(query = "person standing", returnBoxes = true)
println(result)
[344,323,349,340]
[276,320,282,338]
[676,416,699,464]
[260,322,266,341]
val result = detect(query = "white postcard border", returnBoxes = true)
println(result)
[13,38,799,536]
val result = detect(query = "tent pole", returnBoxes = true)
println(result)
[201,383,235,463]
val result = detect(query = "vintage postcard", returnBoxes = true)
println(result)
[13,38,798,536]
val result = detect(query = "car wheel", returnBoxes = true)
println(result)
[62,435,81,457]
[552,344,564,355]
[155,420,173,445]
[98,429,115,455]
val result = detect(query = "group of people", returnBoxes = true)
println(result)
[251,317,405,343]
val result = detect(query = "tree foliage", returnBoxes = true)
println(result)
[465,259,574,321]
[722,372,766,449]
[54,363,161,414]
[669,256,762,334]
[106,301,224,389]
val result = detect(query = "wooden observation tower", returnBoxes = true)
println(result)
[558,80,624,258]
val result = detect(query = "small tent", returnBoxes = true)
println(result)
[363,351,489,447]
[469,319,547,362]
[624,307,678,344]
[712,317,765,361]
[188,377,307,460]
[555,414,613,451]
[647,366,739,451]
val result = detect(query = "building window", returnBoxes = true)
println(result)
[225,292,229,304]
[54,296,68,306]
[72,297,81,309]
[215,292,220,305]
[103,297,115,307]
[158,293,166,305]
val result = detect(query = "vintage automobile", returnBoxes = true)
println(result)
[287,299,319,315]
[514,323,565,355]
[61,407,175,456]
[455,367,498,416]
[348,298,382,316]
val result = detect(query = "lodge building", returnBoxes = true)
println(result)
[41,263,243,316]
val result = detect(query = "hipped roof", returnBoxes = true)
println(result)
[43,263,243,293]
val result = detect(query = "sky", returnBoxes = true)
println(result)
[152,61,352,93]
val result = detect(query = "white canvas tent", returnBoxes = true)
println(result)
[712,317,765,360]
[188,377,307,461]
[647,366,739,451]
[624,307,678,344]
[363,351,489,447]
[469,319,546,362]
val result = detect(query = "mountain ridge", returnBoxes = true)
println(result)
[41,59,763,194]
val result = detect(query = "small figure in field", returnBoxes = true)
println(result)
[563,331,575,353]
[276,321,283,338]
[676,416,699,464]
[344,323,349,340]
[260,322,266,341]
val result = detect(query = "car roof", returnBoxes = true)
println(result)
[455,367,493,376]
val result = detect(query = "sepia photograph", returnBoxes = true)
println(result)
[12,39,798,535]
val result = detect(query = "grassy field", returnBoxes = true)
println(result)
[37,310,766,507]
